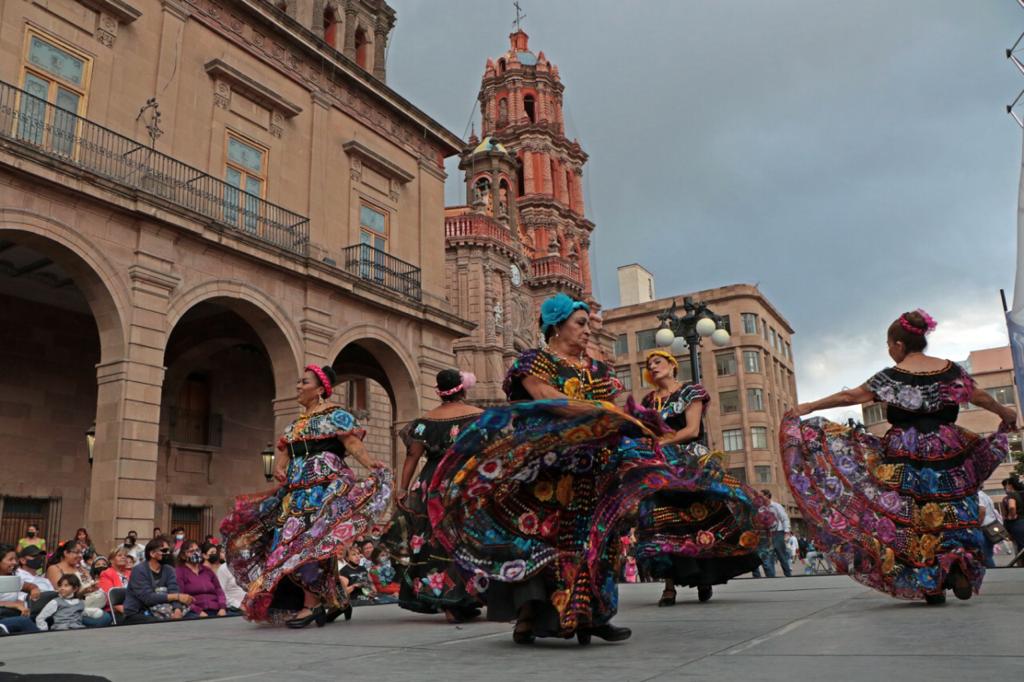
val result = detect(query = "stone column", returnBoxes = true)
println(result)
[372,21,388,81]
[541,151,553,195]
[343,5,358,59]
[521,150,534,195]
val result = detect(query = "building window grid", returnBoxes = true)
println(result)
[613,334,628,356]
[722,429,744,452]
[224,132,268,232]
[618,367,633,391]
[755,465,772,483]
[715,351,737,377]
[741,313,758,335]
[636,329,658,352]
[988,386,1015,406]
[864,403,885,425]
[751,426,769,449]
[743,350,761,373]
[720,390,740,415]
[747,387,765,411]
[18,30,93,157]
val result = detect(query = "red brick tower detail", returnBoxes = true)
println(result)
[477,30,594,300]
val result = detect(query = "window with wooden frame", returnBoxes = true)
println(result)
[224,132,268,232]
[17,29,92,157]
[358,201,388,280]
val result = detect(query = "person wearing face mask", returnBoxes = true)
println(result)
[122,538,194,624]
[16,525,46,554]
[16,546,53,591]
[120,531,145,564]
[175,540,227,618]
[170,528,186,558]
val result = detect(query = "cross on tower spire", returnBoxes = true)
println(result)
[512,1,526,31]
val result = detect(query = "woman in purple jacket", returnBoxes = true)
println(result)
[175,539,227,617]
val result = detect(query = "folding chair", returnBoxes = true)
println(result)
[106,587,126,625]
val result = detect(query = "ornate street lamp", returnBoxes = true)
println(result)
[85,423,96,466]
[655,296,731,386]
[260,443,276,482]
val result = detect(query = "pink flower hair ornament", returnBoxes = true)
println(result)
[898,309,937,336]
[437,371,477,398]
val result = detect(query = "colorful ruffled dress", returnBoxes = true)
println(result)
[635,384,767,587]
[221,406,392,622]
[429,348,700,638]
[383,415,483,616]
[780,362,1008,599]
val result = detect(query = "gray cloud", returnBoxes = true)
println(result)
[387,0,1021,401]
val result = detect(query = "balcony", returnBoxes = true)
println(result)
[342,243,422,301]
[0,80,309,255]
[444,212,518,249]
[531,255,581,284]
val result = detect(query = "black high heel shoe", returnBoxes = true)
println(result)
[512,618,535,645]
[286,605,326,629]
[697,585,713,603]
[657,589,676,607]
[325,604,354,623]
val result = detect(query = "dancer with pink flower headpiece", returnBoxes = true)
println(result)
[220,364,392,627]
[781,310,1015,603]
[382,368,484,622]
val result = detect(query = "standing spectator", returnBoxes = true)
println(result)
[35,574,88,631]
[978,490,1004,569]
[75,528,94,552]
[203,534,219,547]
[16,525,46,554]
[120,531,145,564]
[16,546,53,592]
[122,538,193,624]
[153,527,163,539]
[786,532,800,569]
[175,540,227,618]
[214,546,244,614]
[170,528,186,557]
[1001,477,1024,557]
[0,544,40,618]
[761,490,793,577]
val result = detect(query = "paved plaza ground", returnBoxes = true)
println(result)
[0,570,1021,682]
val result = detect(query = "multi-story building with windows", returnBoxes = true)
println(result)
[861,346,1023,503]
[602,267,800,521]
[0,0,472,548]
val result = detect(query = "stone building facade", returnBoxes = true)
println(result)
[0,0,471,549]
[861,346,1023,505]
[602,274,802,523]
[444,30,611,404]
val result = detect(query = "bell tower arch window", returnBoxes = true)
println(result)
[355,27,369,69]
[323,6,339,48]
[523,94,535,123]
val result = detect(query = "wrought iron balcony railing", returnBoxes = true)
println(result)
[0,80,309,254]
[342,243,422,301]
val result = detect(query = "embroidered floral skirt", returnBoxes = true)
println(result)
[636,442,769,587]
[383,457,481,615]
[429,399,714,637]
[780,416,1008,599]
[221,451,392,623]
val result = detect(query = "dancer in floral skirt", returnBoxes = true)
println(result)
[781,310,1013,603]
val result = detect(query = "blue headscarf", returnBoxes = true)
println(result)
[540,293,590,334]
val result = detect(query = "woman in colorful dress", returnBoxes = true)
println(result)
[221,364,392,627]
[431,293,703,646]
[781,310,1014,604]
[384,368,483,622]
[636,350,767,606]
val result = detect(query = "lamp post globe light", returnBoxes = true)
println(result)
[655,295,731,386]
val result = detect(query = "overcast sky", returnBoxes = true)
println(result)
[387,0,1022,420]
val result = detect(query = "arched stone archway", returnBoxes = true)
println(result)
[0,211,130,547]
[158,285,304,536]
[167,281,304,402]
[327,325,421,469]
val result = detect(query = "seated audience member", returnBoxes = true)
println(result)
[339,545,376,604]
[45,540,110,627]
[35,574,99,631]
[175,540,226,618]
[122,538,194,624]
[359,540,375,569]
[16,525,46,554]
[16,546,54,592]
[120,530,145,564]
[0,544,40,620]
[99,549,132,618]
[368,547,399,597]
[214,546,244,614]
